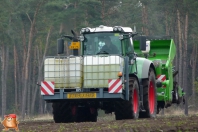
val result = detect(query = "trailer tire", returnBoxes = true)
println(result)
[140,68,157,118]
[75,106,98,122]
[52,102,73,123]
[173,82,182,104]
[88,107,98,122]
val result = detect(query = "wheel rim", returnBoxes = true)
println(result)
[133,88,138,113]
[149,81,155,114]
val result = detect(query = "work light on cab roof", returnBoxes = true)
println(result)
[80,25,133,34]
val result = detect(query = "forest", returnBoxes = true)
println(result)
[0,0,198,120]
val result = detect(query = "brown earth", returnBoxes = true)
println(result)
[1,115,198,132]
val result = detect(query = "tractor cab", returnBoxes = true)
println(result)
[79,25,136,58]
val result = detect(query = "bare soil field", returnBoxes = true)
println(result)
[1,114,198,132]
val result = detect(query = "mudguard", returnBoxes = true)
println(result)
[135,57,155,79]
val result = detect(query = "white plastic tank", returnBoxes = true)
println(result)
[83,55,124,88]
[44,57,83,88]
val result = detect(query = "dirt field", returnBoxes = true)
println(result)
[1,114,198,132]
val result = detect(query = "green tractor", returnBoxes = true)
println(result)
[41,25,184,123]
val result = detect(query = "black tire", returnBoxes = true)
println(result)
[139,68,157,118]
[76,107,88,122]
[52,102,74,123]
[115,77,140,120]
[173,82,182,104]
[114,101,125,120]
[88,107,98,122]
[76,106,98,122]
[127,77,140,119]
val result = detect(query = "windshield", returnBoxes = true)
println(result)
[83,33,121,55]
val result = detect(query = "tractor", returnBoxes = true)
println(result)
[41,25,184,123]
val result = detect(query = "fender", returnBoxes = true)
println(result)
[135,57,155,79]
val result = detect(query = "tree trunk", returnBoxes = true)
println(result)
[183,13,188,113]
[100,0,105,24]
[20,22,27,113]
[27,61,32,117]
[165,10,169,36]
[14,44,18,113]
[177,10,183,88]
[1,45,9,118]
[31,26,52,115]
[1,45,6,118]
[22,1,43,119]
[30,48,37,115]
[144,5,149,35]
[190,35,197,110]
[141,4,149,35]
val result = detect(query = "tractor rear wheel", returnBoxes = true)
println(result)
[115,77,140,119]
[140,68,157,118]
[114,101,125,120]
[126,77,140,119]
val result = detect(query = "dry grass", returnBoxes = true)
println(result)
[31,113,53,120]
[14,113,53,121]
[158,105,198,116]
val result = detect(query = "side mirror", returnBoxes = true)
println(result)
[139,35,146,51]
[57,38,64,54]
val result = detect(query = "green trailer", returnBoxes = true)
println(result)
[134,37,184,112]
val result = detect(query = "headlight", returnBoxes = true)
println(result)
[118,27,122,31]
[113,26,123,32]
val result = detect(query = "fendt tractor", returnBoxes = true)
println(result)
[40,25,184,123]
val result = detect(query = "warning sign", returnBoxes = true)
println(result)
[69,42,80,49]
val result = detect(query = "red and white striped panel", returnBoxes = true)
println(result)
[157,75,166,88]
[41,81,55,95]
[157,75,166,82]
[108,79,122,93]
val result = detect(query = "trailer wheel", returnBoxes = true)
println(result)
[140,68,157,118]
[52,102,74,123]
[76,106,98,122]
[88,107,98,122]
[173,82,182,104]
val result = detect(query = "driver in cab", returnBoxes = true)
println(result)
[100,37,119,54]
